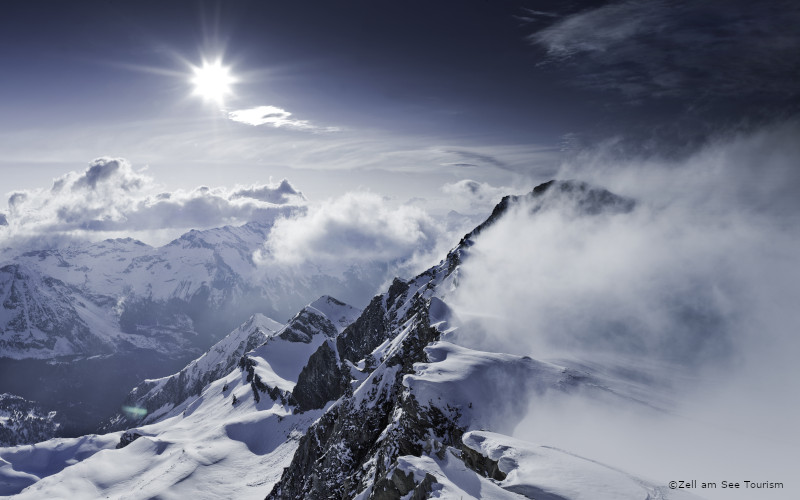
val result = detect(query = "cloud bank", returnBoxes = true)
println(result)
[450,120,800,369]
[446,121,800,495]
[1,157,306,248]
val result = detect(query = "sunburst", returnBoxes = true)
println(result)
[191,59,236,104]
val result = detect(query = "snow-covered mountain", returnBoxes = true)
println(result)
[0,181,700,499]
[0,294,363,498]
[102,295,360,432]
[101,312,285,431]
[1,221,383,360]
[0,219,386,438]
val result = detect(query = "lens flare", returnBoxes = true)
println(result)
[121,405,148,419]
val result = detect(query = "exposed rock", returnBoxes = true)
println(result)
[115,430,142,449]
[461,442,507,481]
[336,295,390,365]
[279,307,337,343]
[372,468,437,500]
[266,297,458,499]
[239,355,295,405]
[0,393,61,446]
[292,341,349,411]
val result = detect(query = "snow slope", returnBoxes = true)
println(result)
[0,362,322,499]
[460,431,699,500]
[103,313,284,430]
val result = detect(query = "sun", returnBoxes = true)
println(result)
[191,59,235,104]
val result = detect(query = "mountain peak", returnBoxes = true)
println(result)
[529,179,635,215]
[277,295,360,343]
[308,295,362,334]
[463,179,634,244]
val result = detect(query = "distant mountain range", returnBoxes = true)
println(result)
[1,220,386,360]
[0,217,390,437]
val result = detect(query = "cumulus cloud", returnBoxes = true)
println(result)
[261,192,441,268]
[70,157,144,191]
[228,105,340,133]
[1,157,306,248]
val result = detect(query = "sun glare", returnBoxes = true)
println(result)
[191,59,235,104]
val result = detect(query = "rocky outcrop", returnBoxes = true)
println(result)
[115,430,142,449]
[372,468,437,500]
[239,356,295,405]
[461,442,507,481]
[335,296,389,365]
[279,307,337,343]
[292,341,349,411]
[267,293,457,499]
[0,393,61,446]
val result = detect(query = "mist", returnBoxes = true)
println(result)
[446,121,800,499]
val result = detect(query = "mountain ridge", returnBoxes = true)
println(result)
[0,180,697,500]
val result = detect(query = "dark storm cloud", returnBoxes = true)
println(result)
[531,0,800,100]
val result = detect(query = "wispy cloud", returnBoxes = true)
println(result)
[529,0,800,100]
[442,149,509,170]
[228,105,340,133]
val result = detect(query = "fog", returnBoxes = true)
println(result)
[447,121,800,499]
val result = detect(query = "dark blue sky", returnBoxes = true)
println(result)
[1,1,581,138]
[1,0,798,200]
